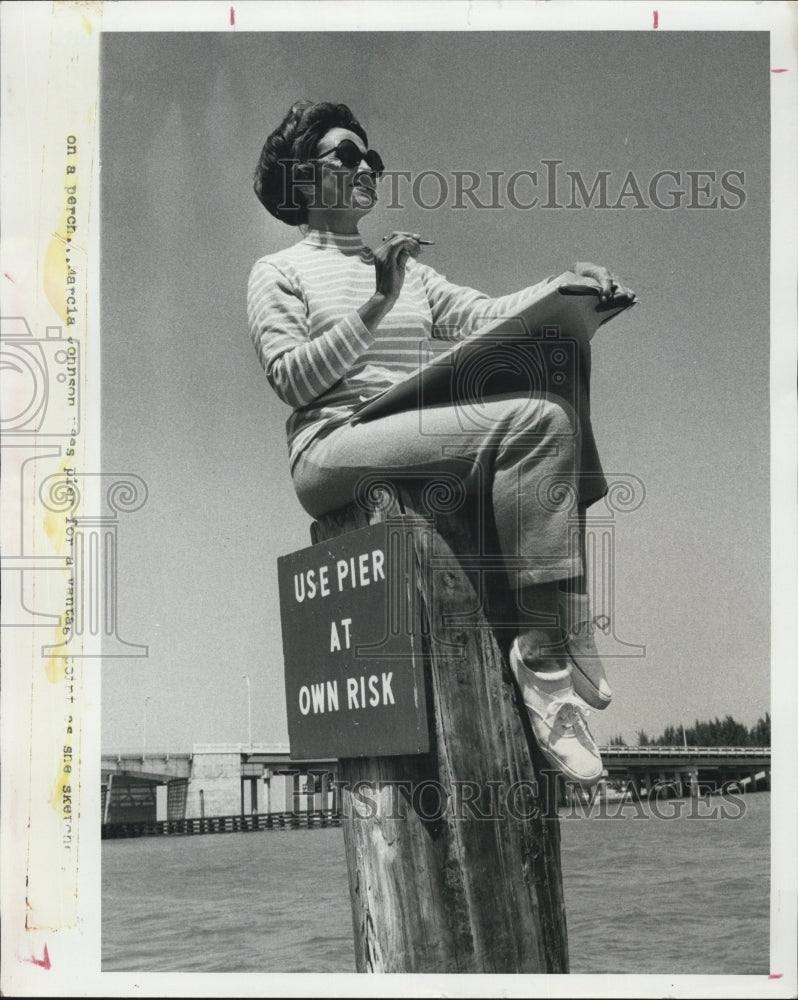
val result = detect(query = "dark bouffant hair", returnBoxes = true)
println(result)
[253,100,369,226]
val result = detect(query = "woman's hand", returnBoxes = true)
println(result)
[374,232,423,303]
[572,262,636,303]
[358,232,424,331]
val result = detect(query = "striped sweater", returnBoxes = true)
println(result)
[247,229,554,470]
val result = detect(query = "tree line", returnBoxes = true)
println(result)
[608,712,770,748]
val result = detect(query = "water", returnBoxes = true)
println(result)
[102,792,769,975]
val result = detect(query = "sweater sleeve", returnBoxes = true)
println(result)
[247,259,376,408]
[411,260,557,342]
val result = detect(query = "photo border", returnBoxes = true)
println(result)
[1,2,796,997]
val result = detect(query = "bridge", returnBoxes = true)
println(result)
[101,744,333,827]
[101,743,770,834]
[599,745,771,797]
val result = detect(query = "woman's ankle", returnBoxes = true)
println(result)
[514,627,568,673]
[558,587,591,634]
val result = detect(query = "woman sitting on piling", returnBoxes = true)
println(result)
[248,101,636,787]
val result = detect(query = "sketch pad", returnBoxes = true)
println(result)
[349,271,636,424]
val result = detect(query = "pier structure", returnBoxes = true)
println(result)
[101,742,771,835]
[101,743,336,832]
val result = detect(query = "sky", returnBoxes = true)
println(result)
[100,30,771,752]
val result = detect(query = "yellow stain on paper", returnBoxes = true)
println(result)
[45,635,68,684]
[55,0,102,34]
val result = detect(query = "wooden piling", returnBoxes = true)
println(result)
[311,481,568,974]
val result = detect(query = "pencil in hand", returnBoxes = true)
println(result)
[381,235,435,246]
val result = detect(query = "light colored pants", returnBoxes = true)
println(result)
[291,393,607,589]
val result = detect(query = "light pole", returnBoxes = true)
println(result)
[143,696,151,756]
[242,674,252,748]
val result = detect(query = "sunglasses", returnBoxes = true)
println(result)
[314,139,385,178]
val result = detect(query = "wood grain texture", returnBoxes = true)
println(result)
[311,482,568,974]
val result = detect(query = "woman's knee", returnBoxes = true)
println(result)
[502,395,580,442]
[292,457,384,520]
[540,397,579,438]
[291,457,337,519]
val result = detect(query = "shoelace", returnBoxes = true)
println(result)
[543,695,591,729]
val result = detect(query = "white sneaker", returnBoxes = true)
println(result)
[509,639,603,787]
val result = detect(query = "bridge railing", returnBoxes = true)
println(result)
[101,809,340,839]
[598,745,771,759]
